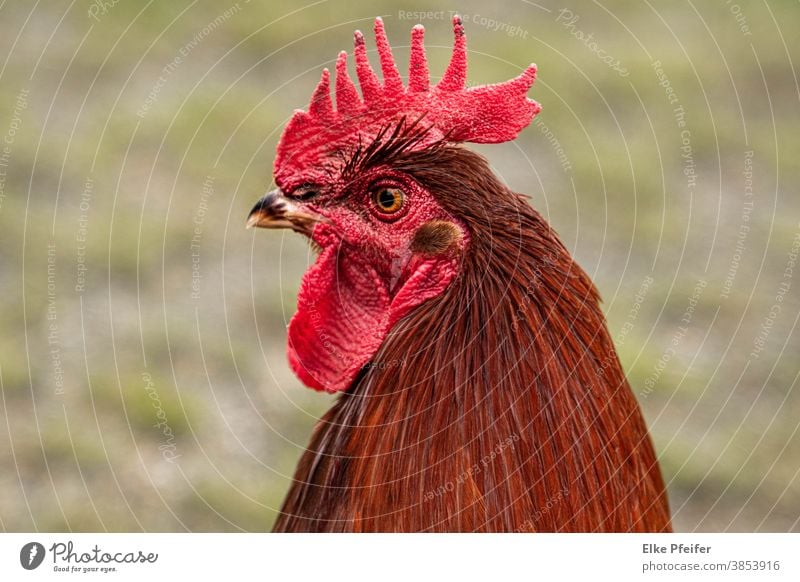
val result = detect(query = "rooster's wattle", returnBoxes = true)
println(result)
[248,16,671,532]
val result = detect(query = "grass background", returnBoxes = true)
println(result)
[0,0,798,531]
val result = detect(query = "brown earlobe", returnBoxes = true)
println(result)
[410,220,463,256]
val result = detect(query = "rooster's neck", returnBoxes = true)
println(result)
[273,149,671,532]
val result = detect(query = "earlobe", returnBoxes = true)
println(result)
[410,220,464,256]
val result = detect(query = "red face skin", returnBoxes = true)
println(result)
[253,16,540,392]
[278,168,467,392]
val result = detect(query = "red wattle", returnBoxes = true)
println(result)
[287,244,458,392]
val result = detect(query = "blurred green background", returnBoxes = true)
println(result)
[0,0,798,532]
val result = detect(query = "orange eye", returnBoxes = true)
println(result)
[372,187,404,214]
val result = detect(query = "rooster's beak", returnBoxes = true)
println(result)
[246,189,323,235]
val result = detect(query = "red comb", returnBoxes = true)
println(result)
[274,16,541,183]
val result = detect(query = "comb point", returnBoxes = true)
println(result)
[335,50,362,116]
[409,25,429,92]
[438,15,467,91]
[308,68,333,120]
[373,16,403,92]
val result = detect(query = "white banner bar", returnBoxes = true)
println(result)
[1,534,797,581]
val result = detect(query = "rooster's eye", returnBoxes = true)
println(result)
[371,187,404,215]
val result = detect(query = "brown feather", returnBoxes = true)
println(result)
[273,146,671,532]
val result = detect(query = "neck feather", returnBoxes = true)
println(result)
[273,149,671,532]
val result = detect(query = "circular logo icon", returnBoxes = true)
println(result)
[20,542,46,570]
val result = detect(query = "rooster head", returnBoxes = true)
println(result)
[248,16,540,392]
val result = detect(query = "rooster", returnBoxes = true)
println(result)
[247,17,671,532]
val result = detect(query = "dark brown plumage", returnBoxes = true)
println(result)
[271,146,672,532]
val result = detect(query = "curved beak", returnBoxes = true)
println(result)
[246,190,324,235]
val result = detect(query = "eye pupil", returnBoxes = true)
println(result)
[373,187,404,214]
[378,190,395,208]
